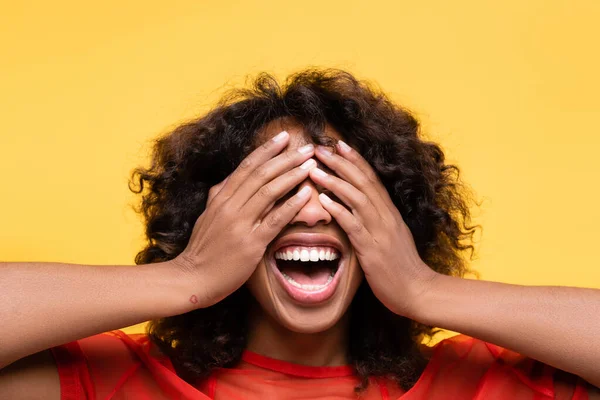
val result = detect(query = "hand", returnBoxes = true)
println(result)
[170,131,317,308]
[309,141,438,317]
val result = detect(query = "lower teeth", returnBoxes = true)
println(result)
[281,271,334,290]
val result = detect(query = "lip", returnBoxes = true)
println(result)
[271,233,343,253]
[269,233,345,305]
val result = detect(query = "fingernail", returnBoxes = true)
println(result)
[317,146,333,156]
[300,158,317,170]
[311,168,328,178]
[319,193,333,204]
[337,140,351,152]
[272,131,289,142]
[297,186,311,198]
[298,144,314,155]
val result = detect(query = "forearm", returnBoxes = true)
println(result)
[0,261,194,369]
[413,274,600,387]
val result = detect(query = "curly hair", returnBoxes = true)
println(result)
[130,68,479,392]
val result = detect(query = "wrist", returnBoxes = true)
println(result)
[404,265,444,321]
[159,258,212,312]
[408,271,467,327]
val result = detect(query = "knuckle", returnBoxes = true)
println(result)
[366,170,378,183]
[285,197,299,209]
[207,187,217,199]
[357,193,370,207]
[352,220,364,234]
[219,199,235,218]
[292,166,307,178]
[284,149,296,163]
[261,139,273,151]
[251,165,268,180]
[355,174,369,188]
[342,156,355,169]
[258,184,273,198]
[349,153,362,164]
[265,213,281,229]
[238,157,252,171]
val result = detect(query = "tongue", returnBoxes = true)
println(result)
[280,262,332,285]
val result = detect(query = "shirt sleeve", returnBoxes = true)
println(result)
[49,331,212,400]
[488,342,590,400]
[49,332,144,400]
[422,335,590,400]
[50,340,95,400]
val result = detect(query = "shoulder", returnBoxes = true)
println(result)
[51,330,159,400]
[423,334,591,400]
[429,333,505,361]
[0,331,144,400]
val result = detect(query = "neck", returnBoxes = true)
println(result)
[245,304,350,367]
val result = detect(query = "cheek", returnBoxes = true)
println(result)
[347,256,365,297]
[245,261,273,306]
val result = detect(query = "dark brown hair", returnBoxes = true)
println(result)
[130,68,479,391]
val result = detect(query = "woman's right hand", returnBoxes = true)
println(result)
[170,131,316,308]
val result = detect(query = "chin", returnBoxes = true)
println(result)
[276,309,346,334]
[246,232,363,334]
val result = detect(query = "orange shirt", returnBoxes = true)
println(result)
[50,330,588,400]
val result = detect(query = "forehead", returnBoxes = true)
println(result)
[256,118,344,149]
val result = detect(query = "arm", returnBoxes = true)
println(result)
[0,130,315,370]
[413,275,600,388]
[0,260,193,369]
[310,141,600,392]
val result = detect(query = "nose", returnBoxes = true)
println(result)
[290,180,332,226]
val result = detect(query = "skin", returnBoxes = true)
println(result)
[245,120,363,366]
[185,117,600,393]
[305,130,600,390]
[181,117,600,392]
[1,118,599,398]
[180,118,600,390]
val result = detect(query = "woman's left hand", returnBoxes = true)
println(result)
[310,141,437,318]
[313,143,600,392]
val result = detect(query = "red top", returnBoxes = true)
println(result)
[49,330,589,400]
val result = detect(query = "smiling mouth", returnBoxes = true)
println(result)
[275,247,341,290]
[271,245,344,304]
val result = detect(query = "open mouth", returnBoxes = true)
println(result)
[275,247,340,290]
[271,245,343,304]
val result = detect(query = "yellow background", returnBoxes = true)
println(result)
[1,1,599,335]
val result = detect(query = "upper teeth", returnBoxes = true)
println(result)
[274,246,340,261]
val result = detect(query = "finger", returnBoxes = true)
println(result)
[335,140,387,192]
[308,167,381,227]
[206,175,230,207]
[243,158,317,219]
[228,143,315,210]
[254,186,313,244]
[317,193,372,251]
[314,143,393,212]
[215,130,290,204]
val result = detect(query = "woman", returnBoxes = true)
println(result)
[1,69,598,399]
